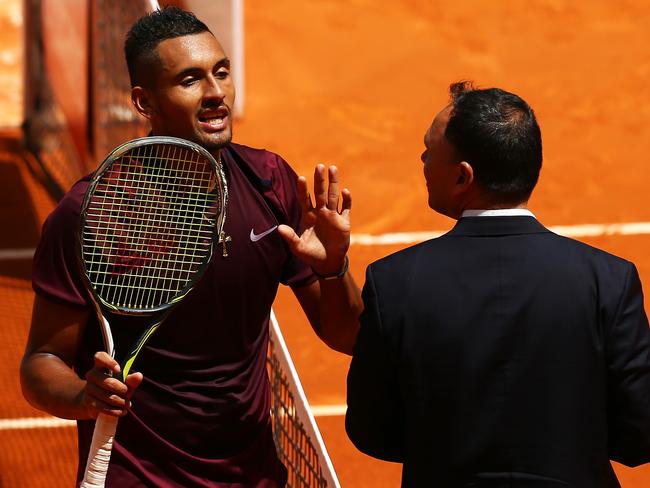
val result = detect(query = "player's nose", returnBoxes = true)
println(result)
[203,75,226,102]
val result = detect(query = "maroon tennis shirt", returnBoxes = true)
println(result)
[32,143,316,487]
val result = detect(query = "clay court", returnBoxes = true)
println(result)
[1,0,649,486]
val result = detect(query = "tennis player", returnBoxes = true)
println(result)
[21,7,360,487]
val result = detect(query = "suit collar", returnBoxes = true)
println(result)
[461,208,535,218]
[448,216,549,237]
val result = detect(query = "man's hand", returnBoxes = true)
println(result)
[83,351,143,418]
[278,164,351,275]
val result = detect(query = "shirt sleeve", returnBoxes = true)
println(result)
[606,262,650,466]
[270,154,317,288]
[32,180,90,308]
[345,265,404,462]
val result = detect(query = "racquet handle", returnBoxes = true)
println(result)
[80,413,119,488]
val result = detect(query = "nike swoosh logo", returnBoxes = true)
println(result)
[250,226,278,242]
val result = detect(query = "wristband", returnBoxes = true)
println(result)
[313,255,349,280]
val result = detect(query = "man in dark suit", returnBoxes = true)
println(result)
[345,81,650,487]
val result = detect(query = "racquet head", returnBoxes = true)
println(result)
[79,136,227,315]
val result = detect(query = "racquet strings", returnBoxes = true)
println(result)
[82,143,221,311]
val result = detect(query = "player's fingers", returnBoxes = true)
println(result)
[90,398,129,418]
[93,351,120,375]
[83,382,129,418]
[85,398,125,418]
[85,367,128,395]
[313,164,327,208]
[277,224,300,250]
[340,188,352,215]
[327,166,340,211]
[85,380,127,404]
[125,372,144,398]
[296,176,313,212]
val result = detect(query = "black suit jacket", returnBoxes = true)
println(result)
[346,217,650,487]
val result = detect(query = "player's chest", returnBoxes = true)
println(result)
[206,163,288,282]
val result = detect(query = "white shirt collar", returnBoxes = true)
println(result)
[461,209,536,218]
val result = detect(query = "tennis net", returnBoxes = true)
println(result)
[269,311,341,488]
[23,0,154,198]
[89,0,154,166]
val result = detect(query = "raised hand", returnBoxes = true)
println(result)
[278,164,351,276]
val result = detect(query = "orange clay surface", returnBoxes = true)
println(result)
[1,0,649,486]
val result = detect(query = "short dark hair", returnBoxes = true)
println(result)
[124,6,211,87]
[445,81,542,204]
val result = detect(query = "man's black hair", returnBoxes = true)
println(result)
[124,6,211,87]
[445,81,543,204]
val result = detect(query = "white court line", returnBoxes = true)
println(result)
[0,417,75,430]
[311,404,347,417]
[1,407,347,431]
[0,248,35,260]
[548,222,650,238]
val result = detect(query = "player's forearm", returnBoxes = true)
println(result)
[317,271,363,355]
[20,353,91,420]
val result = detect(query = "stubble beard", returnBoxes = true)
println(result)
[194,126,233,153]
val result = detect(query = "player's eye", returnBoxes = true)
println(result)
[181,76,198,87]
[215,68,230,80]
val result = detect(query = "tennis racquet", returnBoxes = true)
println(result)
[78,136,228,488]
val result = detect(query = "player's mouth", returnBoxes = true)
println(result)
[198,106,229,131]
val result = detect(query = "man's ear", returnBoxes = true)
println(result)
[131,86,157,120]
[454,161,474,194]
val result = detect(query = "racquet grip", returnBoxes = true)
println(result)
[80,413,119,488]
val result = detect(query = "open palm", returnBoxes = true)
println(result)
[278,164,351,275]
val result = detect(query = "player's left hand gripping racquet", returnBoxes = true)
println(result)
[78,136,228,487]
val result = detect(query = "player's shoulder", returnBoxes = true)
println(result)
[39,174,92,238]
[49,174,93,219]
[226,142,302,219]
[228,142,291,172]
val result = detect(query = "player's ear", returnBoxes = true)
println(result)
[131,86,157,119]
[454,161,474,194]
